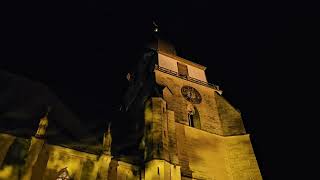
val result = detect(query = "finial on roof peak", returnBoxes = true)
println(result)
[153,21,159,33]
[35,106,50,138]
[45,106,51,117]
[107,122,112,133]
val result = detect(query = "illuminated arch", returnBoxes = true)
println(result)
[187,105,201,129]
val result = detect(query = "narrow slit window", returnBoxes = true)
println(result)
[188,113,195,127]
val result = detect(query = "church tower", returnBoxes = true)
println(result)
[0,26,262,179]
[119,29,262,180]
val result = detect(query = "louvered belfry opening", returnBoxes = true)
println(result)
[177,62,188,78]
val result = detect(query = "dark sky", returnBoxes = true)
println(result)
[1,0,319,179]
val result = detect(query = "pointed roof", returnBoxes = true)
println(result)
[147,37,177,55]
[35,107,50,138]
[147,22,177,55]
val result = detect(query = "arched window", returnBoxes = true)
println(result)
[187,105,201,129]
[56,167,71,180]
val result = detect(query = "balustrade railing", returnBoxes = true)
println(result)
[154,64,220,91]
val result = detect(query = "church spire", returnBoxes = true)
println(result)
[35,107,50,138]
[148,21,177,55]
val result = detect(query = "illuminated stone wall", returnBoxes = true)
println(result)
[0,47,262,180]
[141,93,261,180]
[155,70,224,135]
[0,133,16,168]
[0,135,30,180]
[154,52,261,179]
[0,133,140,180]
[214,93,246,136]
[43,144,100,179]
[143,97,180,166]
[176,123,228,179]
[145,160,181,180]
[224,135,262,179]
[155,59,246,136]
[144,98,170,161]
[176,123,262,180]
[115,161,139,180]
[158,53,178,73]
[158,53,207,82]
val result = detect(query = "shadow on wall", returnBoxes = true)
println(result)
[0,137,30,179]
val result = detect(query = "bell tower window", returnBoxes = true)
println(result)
[177,62,188,78]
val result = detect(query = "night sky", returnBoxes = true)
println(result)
[1,0,319,179]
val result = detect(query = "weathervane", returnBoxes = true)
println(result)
[153,21,159,33]
[46,106,51,117]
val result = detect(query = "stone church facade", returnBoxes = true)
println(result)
[0,38,262,180]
